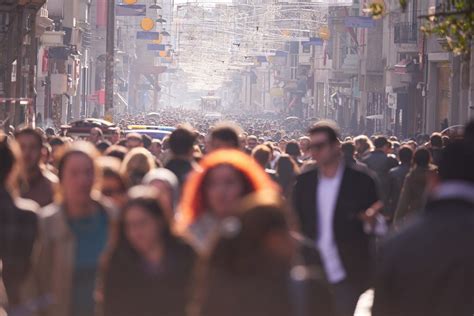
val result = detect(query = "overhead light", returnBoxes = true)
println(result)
[149,4,162,9]
[156,15,167,23]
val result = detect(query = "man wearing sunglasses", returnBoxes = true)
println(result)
[293,121,381,316]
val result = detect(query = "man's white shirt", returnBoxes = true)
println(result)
[316,162,347,284]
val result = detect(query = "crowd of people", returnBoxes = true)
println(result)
[1,109,474,316]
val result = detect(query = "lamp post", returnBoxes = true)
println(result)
[105,0,115,122]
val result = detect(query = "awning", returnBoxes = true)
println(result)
[394,59,415,74]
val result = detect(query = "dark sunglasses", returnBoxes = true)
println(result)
[309,141,330,151]
[102,188,125,197]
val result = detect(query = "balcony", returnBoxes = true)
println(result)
[394,22,418,44]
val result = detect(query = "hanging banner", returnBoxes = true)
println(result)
[137,31,160,40]
[147,44,166,51]
[116,4,146,16]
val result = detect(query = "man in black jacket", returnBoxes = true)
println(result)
[372,139,474,316]
[362,136,398,206]
[293,121,380,316]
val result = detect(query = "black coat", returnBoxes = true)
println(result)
[362,151,398,204]
[372,197,474,316]
[0,189,38,307]
[104,239,196,316]
[292,165,379,285]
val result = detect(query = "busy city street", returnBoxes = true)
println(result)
[1,0,473,316]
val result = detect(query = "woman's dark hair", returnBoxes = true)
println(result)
[413,147,430,168]
[117,195,174,252]
[276,154,298,194]
[0,135,17,186]
[285,141,301,157]
[398,146,413,164]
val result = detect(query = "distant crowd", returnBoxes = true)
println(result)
[1,110,474,316]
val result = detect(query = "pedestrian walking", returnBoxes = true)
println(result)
[372,137,474,316]
[15,128,58,207]
[293,121,381,316]
[103,190,196,316]
[190,191,297,316]
[24,142,117,316]
[393,147,437,226]
[177,149,277,253]
[0,134,39,311]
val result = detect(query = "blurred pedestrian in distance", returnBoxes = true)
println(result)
[104,144,127,161]
[386,146,413,221]
[15,128,58,207]
[96,140,111,154]
[285,141,302,166]
[121,147,156,187]
[362,136,399,208]
[0,134,39,311]
[142,134,152,150]
[278,138,288,153]
[394,147,438,226]
[354,135,373,161]
[25,141,117,316]
[48,136,66,166]
[88,127,103,144]
[276,154,299,198]
[208,123,240,152]
[252,144,271,169]
[177,149,278,253]
[165,127,199,187]
[149,139,162,159]
[45,127,56,139]
[126,132,144,150]
[372,135,474,316]
[245,135,258,154]
[190,191,297,316]
[299,136,311,161]
[109,128,121,145]
[103,189,196,316]
[429,132,443,166]
[98,157,128,210]
[252,145,277,180]
[143,168,180,222]
[293,121,380,316]
[341,141,366,168]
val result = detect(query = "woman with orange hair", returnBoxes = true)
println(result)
[177,149,278,253]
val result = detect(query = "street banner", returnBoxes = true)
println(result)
[116,4,146,16]
[147,44,166,51]
[137,31,160,40]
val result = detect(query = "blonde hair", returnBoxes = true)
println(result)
[120,147,156,187]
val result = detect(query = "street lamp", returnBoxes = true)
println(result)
[149,1,162,10]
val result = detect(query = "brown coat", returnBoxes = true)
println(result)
[394,166,437,225]
[21,199,117,316]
